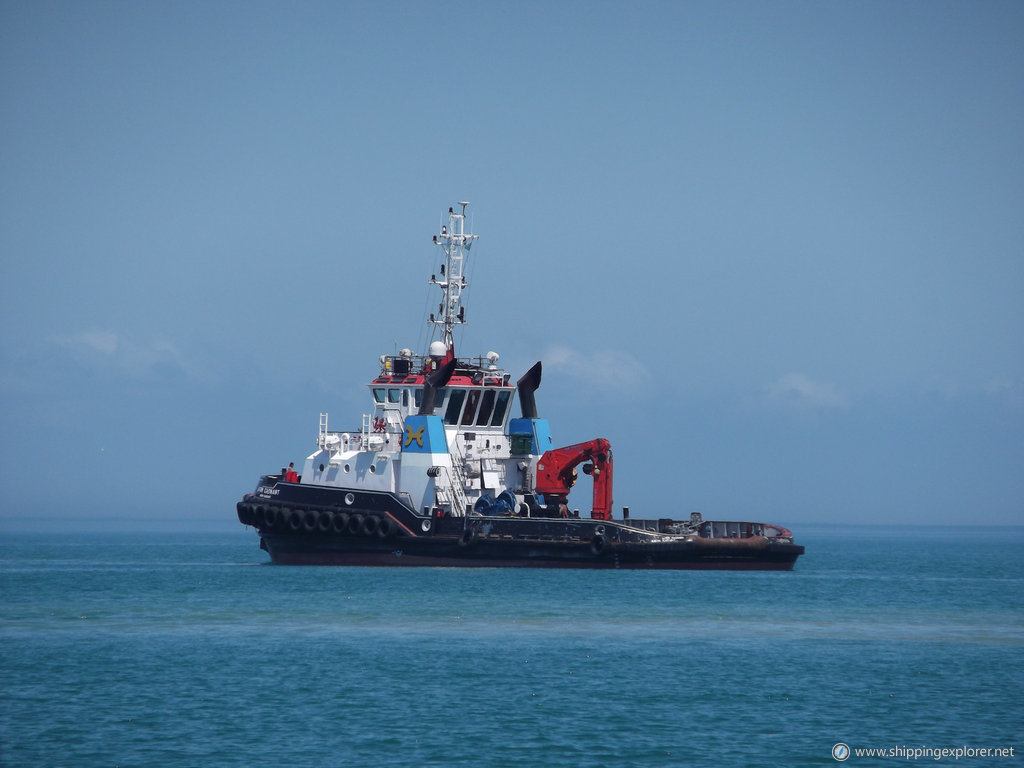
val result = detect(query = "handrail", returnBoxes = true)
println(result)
[444,437,470,516]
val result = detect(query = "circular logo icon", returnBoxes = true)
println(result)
[832,743,851,761]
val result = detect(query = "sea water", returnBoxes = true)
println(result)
[1,525,1021,767]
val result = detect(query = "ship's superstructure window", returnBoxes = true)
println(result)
[433,386,516,428]
[379,382,512,425]
[491,390,512,426]
[475,389,496,426]
[461,389,481,425]
[444,389,466,425]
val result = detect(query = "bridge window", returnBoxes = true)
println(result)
[414,388,423,408]
[388,388,401,404]
[461,389,481,425]
[372,388,385,403]
[491,390,512,426]
[476,389,496,426]
[444,389,466,425]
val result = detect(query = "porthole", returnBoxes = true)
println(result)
[369,464,377,474]
[421,519,432,532]
[319,463,325,472]
[344,464,350,473]
[345,493,355,505]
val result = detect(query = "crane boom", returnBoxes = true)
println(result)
[534,438,614,520]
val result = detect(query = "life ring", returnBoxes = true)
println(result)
[377,517,394,538]
[317,511,332,533]
[347,514,364,535]
[362,515,379,536]
[590,533,607,556]
[332,512,349,534]
[458,527,477,548]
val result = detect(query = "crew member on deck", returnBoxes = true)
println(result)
[285,462,298,483]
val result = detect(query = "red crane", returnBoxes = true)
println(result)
[534,438,614,520]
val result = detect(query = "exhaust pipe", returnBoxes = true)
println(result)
[418,359,457,415]
[517,361,542,418]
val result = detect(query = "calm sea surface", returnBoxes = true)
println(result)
[1,525,1021,767]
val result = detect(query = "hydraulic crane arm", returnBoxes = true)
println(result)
[534,438,614,520]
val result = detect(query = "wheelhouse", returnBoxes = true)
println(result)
[368,380,517,430]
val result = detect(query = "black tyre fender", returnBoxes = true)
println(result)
[270,507,286,530]
[317,511,332,533]
[332,511,349,534]
[302,509,318,533]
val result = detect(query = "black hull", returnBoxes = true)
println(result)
[259,534,803,570]
[237,481,804,571]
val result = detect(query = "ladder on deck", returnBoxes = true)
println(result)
[437,464,469,517]
[435,438,470,516]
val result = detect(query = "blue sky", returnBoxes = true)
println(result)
[1,0,1021,530]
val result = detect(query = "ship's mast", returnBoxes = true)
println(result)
[429,202,477,359]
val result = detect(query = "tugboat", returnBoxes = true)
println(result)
[236,202,805,570]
